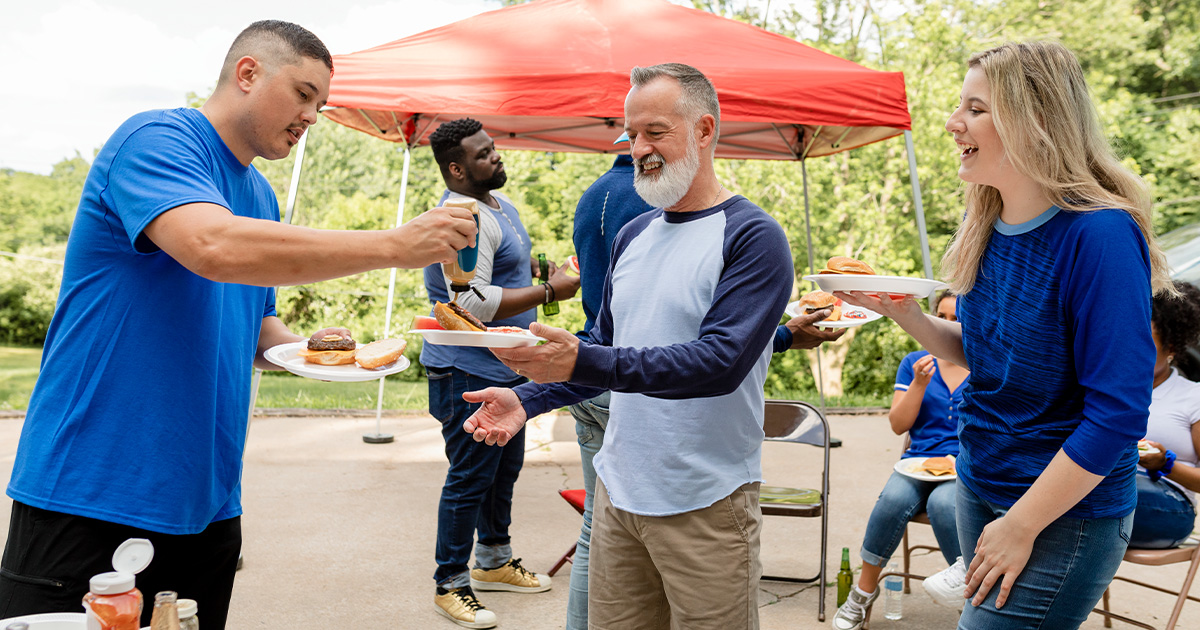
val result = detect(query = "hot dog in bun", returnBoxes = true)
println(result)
[798,290,842,321]
[298,331,357,365]
[433,301,487,332]
[818,256,876,275]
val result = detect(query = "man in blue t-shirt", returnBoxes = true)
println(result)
[419,118,579,629]
[0,21,477,630]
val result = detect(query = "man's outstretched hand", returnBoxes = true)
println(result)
[462,387,529,446]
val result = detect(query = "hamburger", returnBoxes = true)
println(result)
[798,290,842,321]
[817,256,876,275]
[433,301,487,332]
[298,331,357,365]
[915,455,956,476]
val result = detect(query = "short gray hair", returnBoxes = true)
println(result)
[630,63,721,139]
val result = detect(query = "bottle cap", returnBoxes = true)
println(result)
[112,538,154,575]
[88,571,135,595]
[177,598,198,618]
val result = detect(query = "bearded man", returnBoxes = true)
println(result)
[460,63,799,630]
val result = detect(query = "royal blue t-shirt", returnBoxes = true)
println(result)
[8,108,277,534]
[957,206,1154,520]
[894,350,963,458]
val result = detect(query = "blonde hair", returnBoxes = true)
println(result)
[941,41,1173,295]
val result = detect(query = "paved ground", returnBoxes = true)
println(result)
[0,411,1194,629]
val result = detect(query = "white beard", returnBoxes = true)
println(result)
[633,134,700,209]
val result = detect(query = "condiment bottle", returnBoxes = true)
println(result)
[149,591,181,630]
[440,198,481,297]
[177,598,199,630]
[82,538,154,630]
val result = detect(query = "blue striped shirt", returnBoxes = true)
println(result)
[957,206,1154,519]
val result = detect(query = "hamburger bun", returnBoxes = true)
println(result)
[917,456,956,476]
[434,301,487,332]
[355,338,407,369]
[798,291,842,321]
[817,256,876,275]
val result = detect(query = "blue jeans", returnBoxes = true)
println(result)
[860,471,961,568]
[564,391,609,630]
[428,367,526,587]
[956,482,1131,629]
[1130,471,1196,549]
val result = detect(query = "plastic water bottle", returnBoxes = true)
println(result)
[883,561,903,620]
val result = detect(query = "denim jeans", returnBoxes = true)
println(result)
[564,391,609,630]
[956,482,1131,629]
[1130,471,1196,549]
[428,366,526,587]
[860,470,961,568]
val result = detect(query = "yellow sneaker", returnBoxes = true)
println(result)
[434,586,497,629]
[470,557,553,593]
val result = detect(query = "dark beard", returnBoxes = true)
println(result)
[470,169,507,191]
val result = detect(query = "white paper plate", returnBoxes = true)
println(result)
[264,341,410,382]
[408,328,543,348]
[803,274,948,299]
[0,612,87,629]
[785,300,883,329]
[895,456,957,482]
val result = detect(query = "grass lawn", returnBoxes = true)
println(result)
[0,347,41,410]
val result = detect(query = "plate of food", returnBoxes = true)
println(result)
[802,256,947,299]
[265,332,410,382]
[408,303,543,348]
[1138,440,1161,455]
[895,455,957,482]
[786,290,882,329]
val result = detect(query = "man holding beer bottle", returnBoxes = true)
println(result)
[419,118,578,629]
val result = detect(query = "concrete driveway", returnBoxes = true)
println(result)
[0,411,1193,629]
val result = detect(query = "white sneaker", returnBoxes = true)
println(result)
[831,587,879,630]
[923,556,967,610]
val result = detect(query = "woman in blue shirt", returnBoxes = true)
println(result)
[841,41,1173,629]
[832,292,968,630]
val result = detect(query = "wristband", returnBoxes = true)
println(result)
[1149,449,1178,481]
[543,283,552,304]
[546,283,557,304]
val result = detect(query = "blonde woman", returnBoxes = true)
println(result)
[839,41,1171,629]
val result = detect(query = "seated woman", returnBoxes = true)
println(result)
[1133,281,1200,549]
[833,291,969,630]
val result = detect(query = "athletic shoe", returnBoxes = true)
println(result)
[832,586,879,630]
[434,585,498,629]
[923,555,967,611]
[470,557,552,593]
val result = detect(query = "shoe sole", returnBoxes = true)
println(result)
[922,584,966,611]
[470,577,552,593]
[435,605,497,629]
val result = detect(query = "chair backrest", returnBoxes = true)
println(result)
[764,399,828,448]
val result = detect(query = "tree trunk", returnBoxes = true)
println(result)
[806,326,857,398]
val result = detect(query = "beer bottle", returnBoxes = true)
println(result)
[538,253,558,316]
[836,547,854,607]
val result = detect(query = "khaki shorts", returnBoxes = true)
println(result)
[588,480,763,630]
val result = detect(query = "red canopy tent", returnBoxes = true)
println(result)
[322,0,911,161]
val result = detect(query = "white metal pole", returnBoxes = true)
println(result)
[904,130,935,283]
[364,145,413,444]
[801,161,828,417]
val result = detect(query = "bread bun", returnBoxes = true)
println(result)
[297,348,357,365]
[434,301,487,332]
[798,291,842,321]
[817,256,876,275]
[918,456,956,476]
[356,338,407,369]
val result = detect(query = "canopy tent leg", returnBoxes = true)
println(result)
[365,144,414,444]
[247,129,311,426]
[904,130,935,283]
[801,161,828,418]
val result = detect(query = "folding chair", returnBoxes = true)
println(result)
[1092,543,1200,629]
[759,399,831,622]
[547,488,587,577]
